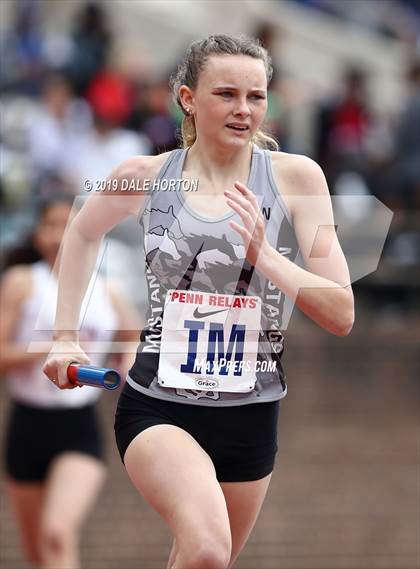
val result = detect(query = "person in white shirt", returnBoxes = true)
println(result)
[1,196,140,569]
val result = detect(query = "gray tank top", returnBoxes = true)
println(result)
[127,144,299,406]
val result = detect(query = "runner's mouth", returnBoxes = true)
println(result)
[226,124,249,132]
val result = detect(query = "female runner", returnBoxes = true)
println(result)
[43,35,354,569]
[1,197,140,569]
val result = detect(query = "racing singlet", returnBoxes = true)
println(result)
[7,261,118,408]
[127,145,299,406]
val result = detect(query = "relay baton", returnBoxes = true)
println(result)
[67,364,121,390]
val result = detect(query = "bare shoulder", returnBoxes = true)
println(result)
[110,151,173,183]
[81,151,175,221]
[0,265,33,302]
[269,151,329,197]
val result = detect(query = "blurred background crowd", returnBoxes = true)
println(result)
[1,0,419,314]
[0,1,419,568]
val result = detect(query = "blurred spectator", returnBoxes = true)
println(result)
[86,69,135,128]
[128,77,178,154]
[27,72,92,188]
[59,110,150,248]
[66,3,111,96]
[393,59,420,213]
[64,113,150,192]
[314,67,372,188]
[376,58,420,272]
[0,0,46,94]
[23,66,150,197]
[366,58,420,221]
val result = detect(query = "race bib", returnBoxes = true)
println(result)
[158,289,261,392]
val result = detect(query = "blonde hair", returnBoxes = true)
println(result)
[170,34,279,150]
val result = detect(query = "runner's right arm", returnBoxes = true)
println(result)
[43,157,151,388]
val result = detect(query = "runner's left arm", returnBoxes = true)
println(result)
[226,156,354,336]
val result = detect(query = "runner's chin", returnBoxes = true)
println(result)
[195,378,219,390]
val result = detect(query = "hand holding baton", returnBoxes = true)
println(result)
[67,364,121,390]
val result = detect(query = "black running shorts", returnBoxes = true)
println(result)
[4,401,104,482]
[114,382,280,482]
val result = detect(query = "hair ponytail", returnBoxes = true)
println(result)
[180,114,197,148]
[252,129,279,150]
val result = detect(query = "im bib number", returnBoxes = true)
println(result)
[158,289,261,392]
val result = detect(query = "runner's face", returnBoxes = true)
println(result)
[34,203,72,265]
[193,55,268,148]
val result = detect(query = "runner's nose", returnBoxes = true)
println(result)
[233,96,251,117]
